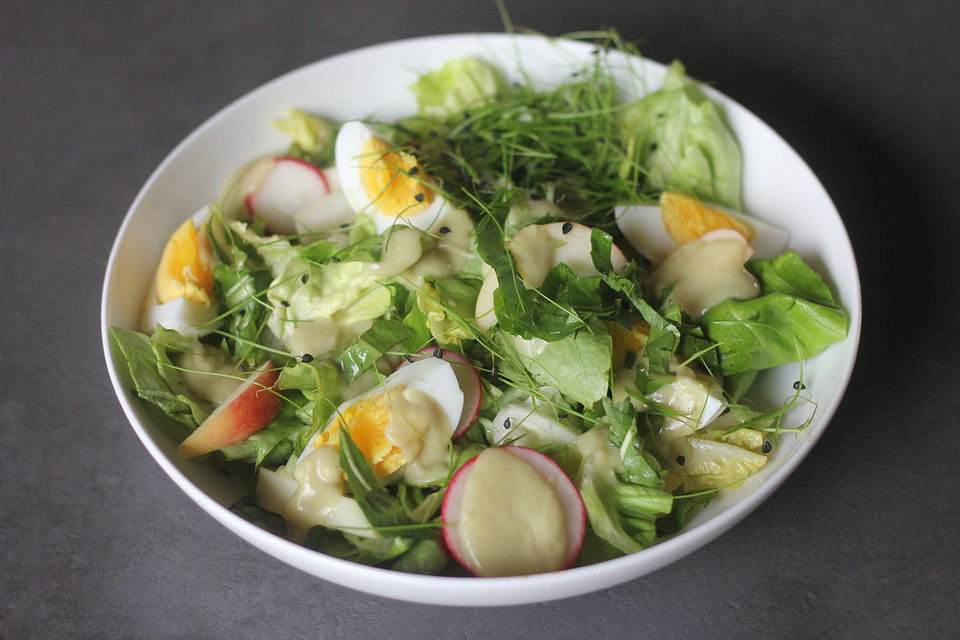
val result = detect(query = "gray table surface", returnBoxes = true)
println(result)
[3,1,958,638]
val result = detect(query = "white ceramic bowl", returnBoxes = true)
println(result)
[101,33,861,605]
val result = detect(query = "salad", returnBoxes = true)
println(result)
[110,42,849,578]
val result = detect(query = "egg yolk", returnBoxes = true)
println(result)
[607,320,650,367]
[156,219,215,305]
[360,136,435,218]
[313,389,406,477]
[660,191,755,245]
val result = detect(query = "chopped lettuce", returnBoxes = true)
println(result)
[416,278,480,346]
[108,327,207,433]
[620,60,743,209]
[272,108,338,165]
[410,57,506,119]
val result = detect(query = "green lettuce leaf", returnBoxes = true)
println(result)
[700,251,848,375]
[620,60,742,209]
[702,293,848,375]
[108,327,206,434]
[272,108,337,165]
[410,57,506,119]
[391,539,448,575]
[748,249,838,307]
[509,324,612,407]
[335,319,413,383]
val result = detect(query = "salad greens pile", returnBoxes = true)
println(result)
[110,35,848,576]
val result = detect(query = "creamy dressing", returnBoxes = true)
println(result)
[376,226,423,276]
[177,347,240,405]
[649,235,760,318]
[576,427,624,481]
[506,197,564,231]
[404,208,474,282]
[281,445,375,540]
[509,224,563,288]
[382,386,454,484]
[457,448,568,576]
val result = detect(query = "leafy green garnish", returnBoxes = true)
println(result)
[338,430,437,540]
[108,327,206,433]
[701,251,848,375]
[335,319,413,383]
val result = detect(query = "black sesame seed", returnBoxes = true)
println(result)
[422,485,440,495]
[280,300,290,307]
[793,380,806,390]
[331,257,341,263]
[591,48,600,55]
[433,347,443,358]
[676,455,686,465]
[762,440,773,454]
[503,418,512,429]
[598,137,606,144]
[301,274,308,284]
[657,112,665,119]
[530,193,542,201]
[404,355,415,363]
[561,222,573,234]
[339,222,349,228]
[650,142,658,151]
[439,226,451,234]
[557,412,567,419]
[463,111,471,119]
[301,353,314,363]
[407,166,419,176]
[414,193,425,203]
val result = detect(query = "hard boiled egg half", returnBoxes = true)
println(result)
[140,206,219,337]
[615,191,789,263]
[335,120,449,234]
[304,357,464,484]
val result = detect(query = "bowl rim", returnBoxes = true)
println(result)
[101,32,862,605]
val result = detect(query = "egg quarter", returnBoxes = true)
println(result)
[335,120,450,234]
[305,357,464,484]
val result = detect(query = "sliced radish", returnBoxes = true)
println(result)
[442,446,585,576]
[396,347,482,438]
[176,361,282,458]
[246,157,330,235]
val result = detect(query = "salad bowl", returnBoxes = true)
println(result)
[101,33,861,605]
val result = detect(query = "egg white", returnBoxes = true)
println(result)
[334,120,448,233]
[306,356,464,452]
[615,201,789,263]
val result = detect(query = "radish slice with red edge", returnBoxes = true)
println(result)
[442,445,585,576]
[245,157,330,235]
[396,347,481,438]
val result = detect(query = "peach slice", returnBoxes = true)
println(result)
[176,361,282,458]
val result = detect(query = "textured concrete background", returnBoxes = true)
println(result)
[2,1,958,638]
